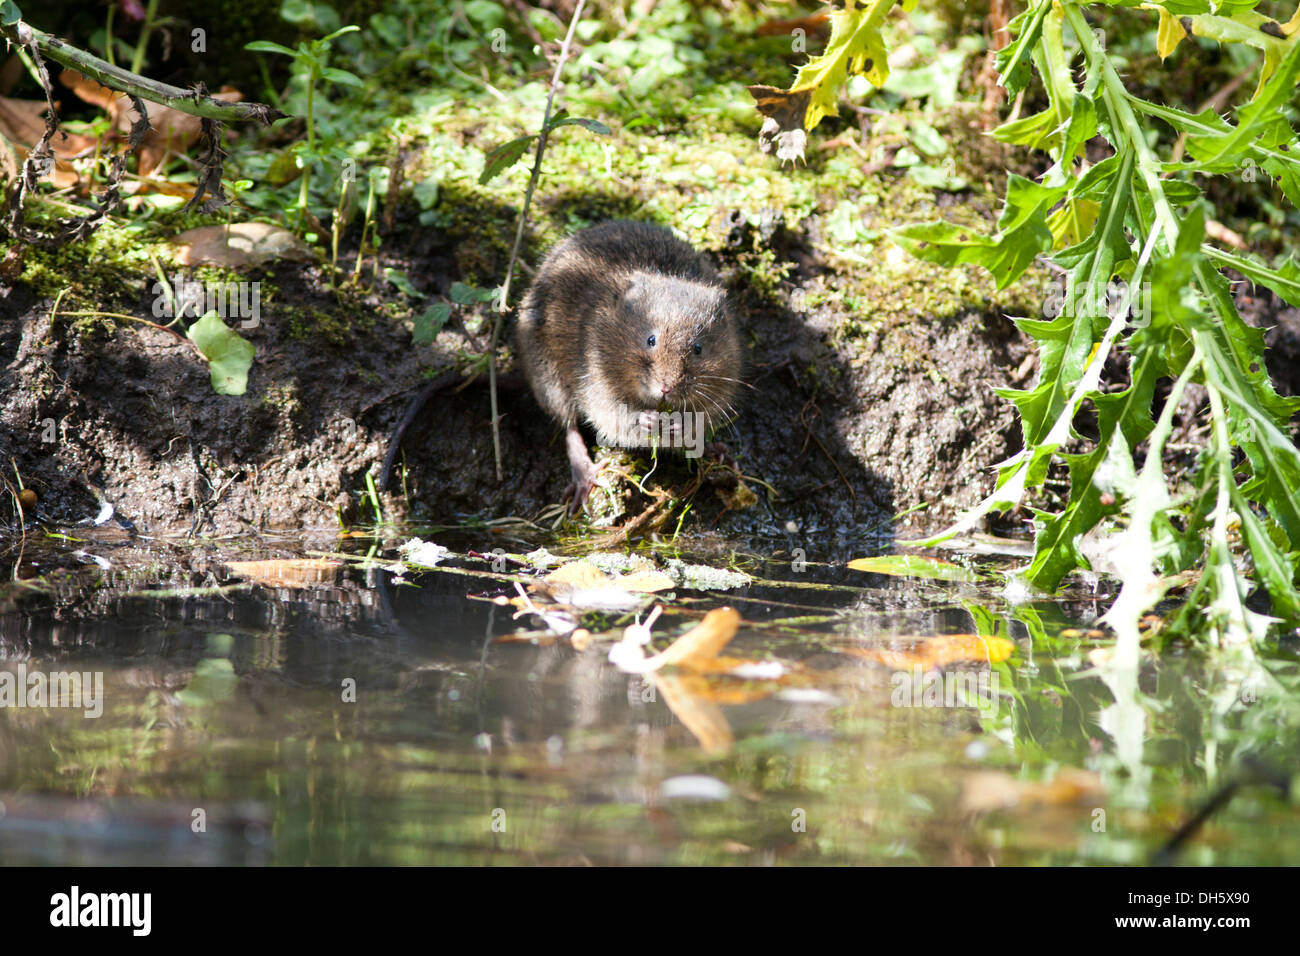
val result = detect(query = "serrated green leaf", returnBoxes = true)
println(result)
[1188,40,1300,167]
[995,0,1052,97]
[1204,248,1300,306]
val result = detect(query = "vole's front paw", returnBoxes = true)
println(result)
[637,409,683,446]
[562,460,600,516]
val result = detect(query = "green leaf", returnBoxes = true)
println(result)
[995,0,1052,97]
[1229,482,1300,622]
[244,40,301,58]
[545,111,612,135]
[479,134,536,185]
[320,67,365,87]
[413,303,451,345]
[847,555,980,582]
[892,174,1061,289]
[321,24,361,44]
[384,268,420,298]
[1204,248,1300,306]
[449,281,496,305]
[1188,40,1300,167]
[187,311,255,396]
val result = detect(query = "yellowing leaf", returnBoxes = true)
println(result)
[657,607,742,666]
[1047,198,1100,250]
[1156,8,1186,59]
[544,561,611,590]
[617,570,676,593]
[793,0,898,130]
[846,633,1015,669]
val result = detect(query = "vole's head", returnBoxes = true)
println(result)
[597,270,742,427]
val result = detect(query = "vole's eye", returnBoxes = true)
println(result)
[646,334,657,348]
[692,342,702,356]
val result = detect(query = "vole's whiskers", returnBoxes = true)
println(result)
[698,374,756,391]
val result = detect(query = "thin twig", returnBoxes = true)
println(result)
[487,0,587,482]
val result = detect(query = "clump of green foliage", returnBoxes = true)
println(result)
[770,0,1300,647]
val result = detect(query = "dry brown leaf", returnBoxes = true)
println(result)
[170,222,314,268]
[657,607,742,666]
[544,561,611,590]
[615,570,675,592]
[0,96,97,157]
[224,559,343,588]
[846,633,1015,670]
[960,769,1104,813]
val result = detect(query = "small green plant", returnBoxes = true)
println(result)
[245,24,364,234]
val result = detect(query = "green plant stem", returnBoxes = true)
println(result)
[129,0,159,76]
[1067,5,1180,249]
[1203,369,1259,646]
[487,0,588,482]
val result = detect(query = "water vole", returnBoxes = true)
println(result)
[516,220,743,512]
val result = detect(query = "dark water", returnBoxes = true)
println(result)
[0,529,1296,865]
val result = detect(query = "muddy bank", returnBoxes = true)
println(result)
[0,202,1053,544]
[5,203,1300,548]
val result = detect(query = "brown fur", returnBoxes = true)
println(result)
[515,221,742,508]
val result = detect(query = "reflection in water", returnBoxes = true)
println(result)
[0,537,1296,865]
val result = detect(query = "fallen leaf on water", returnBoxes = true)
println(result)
[845,633,1015,669]
[847,554,980,582]
[533,561,673,612]
[656,607,742,666]
[224,559,342,588]
[608,606,742,673]
[543,560,674,593]
[960,769,1105,813]
[170,222,315,268]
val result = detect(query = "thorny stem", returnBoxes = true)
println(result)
[0,21,284,125]
[487,0,587,482]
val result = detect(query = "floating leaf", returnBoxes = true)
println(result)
[847,555,979,582]
[846,633,1015,669]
